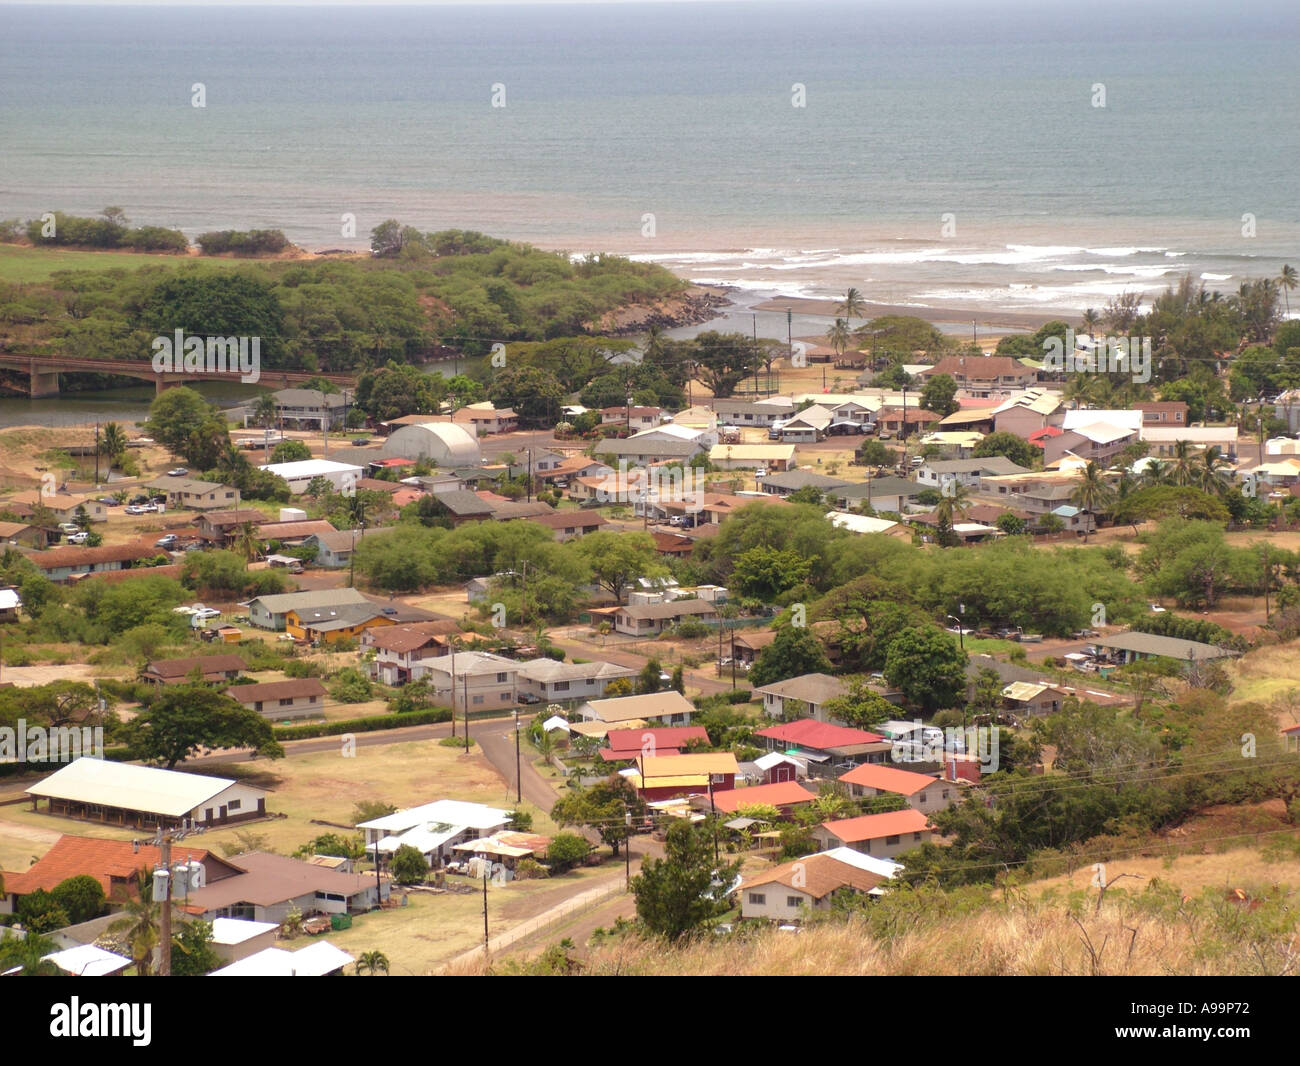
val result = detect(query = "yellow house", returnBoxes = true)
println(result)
[285,604,398,644]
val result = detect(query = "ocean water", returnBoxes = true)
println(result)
[2,0,1298,316]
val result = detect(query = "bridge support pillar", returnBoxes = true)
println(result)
[29,370,60,398]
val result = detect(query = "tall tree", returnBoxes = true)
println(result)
[1068,460,1116,543]
[127,685,284,769]
[837,288,866,322]
[631,819,740,941]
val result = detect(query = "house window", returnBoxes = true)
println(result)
[228,799,241,811]
[786,896,802,908]
[500,692,511,701]
[942,790,950,800]
[913,832,922,841]
[496,673,508,683]
[748,893,765,905]
[472,694,484,705]
[555,681,570,692]
[885,834,900,845]
[279,698,295,706]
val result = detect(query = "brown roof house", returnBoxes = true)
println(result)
[181,850,389,923]
[226,678,327,721]
[740,853,890,923]
[143,653,248,686]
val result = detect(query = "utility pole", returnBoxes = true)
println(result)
[526,448,533,503]
[449,639,457,738]
[94,422,99,484]
[152,824,193,977]
[1263,544,1271,620]
[707,780,719,865]
[514,709,522,805]
[482,870,489,953]
[320,389,329,457]
[463,672,470,754]
[520,560,528,627]
[730,627,736,690]
[158,832,173,977]
[624,808,632,890]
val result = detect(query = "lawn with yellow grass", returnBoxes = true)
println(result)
[316,863,622,974]
[1225,639,1300,716]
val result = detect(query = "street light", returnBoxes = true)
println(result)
[946,615,965,651]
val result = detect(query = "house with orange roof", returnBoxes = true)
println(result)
[812,808,935,859]
[708,780,818,815]
[0,834,243,915]
[838,763,958,813]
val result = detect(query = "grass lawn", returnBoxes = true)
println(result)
[1224,639,1300,715]
[962,637,1024,657]
[0,244,236,283]
[314,861,621,974]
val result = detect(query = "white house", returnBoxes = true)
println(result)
[356,799,512,866]
[410,650,520,712]
[515,658,637,704]
[258,458,365,495]
[26,758,269,829]
[578,691,696,728]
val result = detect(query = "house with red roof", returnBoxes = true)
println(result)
[838,763,958,814]
[813,809,936,859]
[599,726,709,763]
[708,780,818,815]
[754,719,893,766]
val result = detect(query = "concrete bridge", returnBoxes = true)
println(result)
[0,353,354,397]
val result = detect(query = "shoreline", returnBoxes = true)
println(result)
[746,296,1061,330]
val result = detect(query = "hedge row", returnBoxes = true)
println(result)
[273,707,453,741]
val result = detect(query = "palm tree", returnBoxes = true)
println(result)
[1068,460,1115,543]
[1192,445,1232,497]
[109,892,161,977]
[827,318,852,362]
[1168,439,1196,487]
[934,479,973,544]
[232,521,263,567]
[1080,307,1101,345]
[100,422,128,466]
[1062,373,1097,410]
[356,950,391,976]
[837,287,866,322]
[1139,458,1169,487]
[1281,264,1298,318]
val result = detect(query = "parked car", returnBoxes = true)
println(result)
[66,531,90,545]
[1149,603,1167,613]
[124,505,147,516]
[166,467,189,477]
[57,522,80,536]
[183,542,205,553]
[96,496,118,506]
[190,605,222,620]
[155,535,179,549]
[517,692,542,705]
[351,437,371,446]
[129,495,149,506]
